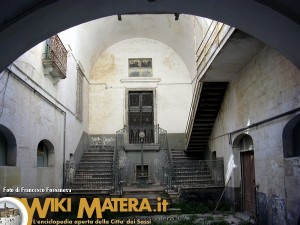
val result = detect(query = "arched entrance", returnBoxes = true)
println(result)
[233,134,256,215]
[0,124,17,166]
[37,139,55,167]
[0,1,299,72]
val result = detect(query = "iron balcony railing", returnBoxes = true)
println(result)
[43,34,68,78]
[116,124,168,149]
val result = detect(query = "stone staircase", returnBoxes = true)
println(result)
[122,186,171,209]
[70,146,114,194]
[171,149,215,188]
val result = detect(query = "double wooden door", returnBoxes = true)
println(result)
[128,91,154,144]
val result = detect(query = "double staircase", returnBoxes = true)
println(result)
[66,146,114,194]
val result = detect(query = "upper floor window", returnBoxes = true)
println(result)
[76,65,84,122]
[128,58,152,77]
[283,115,300,158]
[42,35,68,82]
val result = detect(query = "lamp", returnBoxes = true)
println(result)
[139,131,145,173]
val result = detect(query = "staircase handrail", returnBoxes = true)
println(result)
[185,21,234,149]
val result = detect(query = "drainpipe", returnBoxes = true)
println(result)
[62,111,66,188]
[5,66,67,189]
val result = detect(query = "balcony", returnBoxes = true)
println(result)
[42,35,67,83]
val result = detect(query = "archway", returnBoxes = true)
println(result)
[283,114,300,158]
[233,133,256,215]
[37,139,55,167]
[0,0,299,73]
[0,124,17,166]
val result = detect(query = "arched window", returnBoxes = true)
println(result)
[283,115,300,158]
[238,134,254,151]
[0,131,7,165]
[0,124,17,166]
[37,140,55,167]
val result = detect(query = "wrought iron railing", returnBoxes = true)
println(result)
[116,124,168,147]
[164,160,224,191]
[111,134,122,194]
[163,165,175,192]
[43,34,67,77]
[185,22,234,148]
[176,160,224,188]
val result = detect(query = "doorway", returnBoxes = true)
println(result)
[239,135,256,215]
[128,91,154,144]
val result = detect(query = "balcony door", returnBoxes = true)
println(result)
[128,91,154,144]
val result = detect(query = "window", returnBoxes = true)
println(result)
[76,65,84,121]
[0,131,7,166]
[128,58,152,77]
[37,140,54,167]
[0,124,17,166]
[283,115,300,158]
[238,135,254,151]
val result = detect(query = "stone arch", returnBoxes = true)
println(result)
[37,139,55,167]
[0,124,17,166]
[0,1,299,72]
[232,133,254,151]
[282,114,300,158]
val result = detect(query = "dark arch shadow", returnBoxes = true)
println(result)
[283,114,300,158]
[0,124,17,166]
[232,133,254,150]
[0,0,299,73]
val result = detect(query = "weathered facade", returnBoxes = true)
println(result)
[0,13,299,225]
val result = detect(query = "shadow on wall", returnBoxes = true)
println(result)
[0,124,17,166]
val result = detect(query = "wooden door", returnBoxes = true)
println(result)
[128,91,154,143]
[241,151,256,215]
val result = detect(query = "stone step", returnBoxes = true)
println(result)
[76,169,113,173]
[79,161,113,165]
[72,180,112,185]
[172,158,202,161]
[175,174,212,179]
[81,157,113,160]
[174,170,211,175]
[75,174,112,179]
[82,152,114,157]
[80,159,113,163]
[78,165,113,169]
[74,177,112,181]
[83,150,114,154]
[173,179,213,186]
[76,171,112,175]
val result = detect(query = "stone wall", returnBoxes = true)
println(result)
[89,38,193,135]
[208,46,300,224]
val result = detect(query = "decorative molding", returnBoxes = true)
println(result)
[120,78,161,83]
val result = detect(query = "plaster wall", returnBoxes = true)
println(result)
[208,47,300,224]
[0,34,90,191]
[89,38,193,136]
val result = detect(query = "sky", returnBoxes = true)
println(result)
[0,202,18,209]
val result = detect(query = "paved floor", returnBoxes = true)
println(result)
[126,212,256,224]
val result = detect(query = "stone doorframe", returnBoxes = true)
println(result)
[124,88,157,145]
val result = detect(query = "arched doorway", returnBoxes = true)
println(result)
[0,124,17,166]
[37,139,55,167]
[233,134,256,215]
[282,114,300,158]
